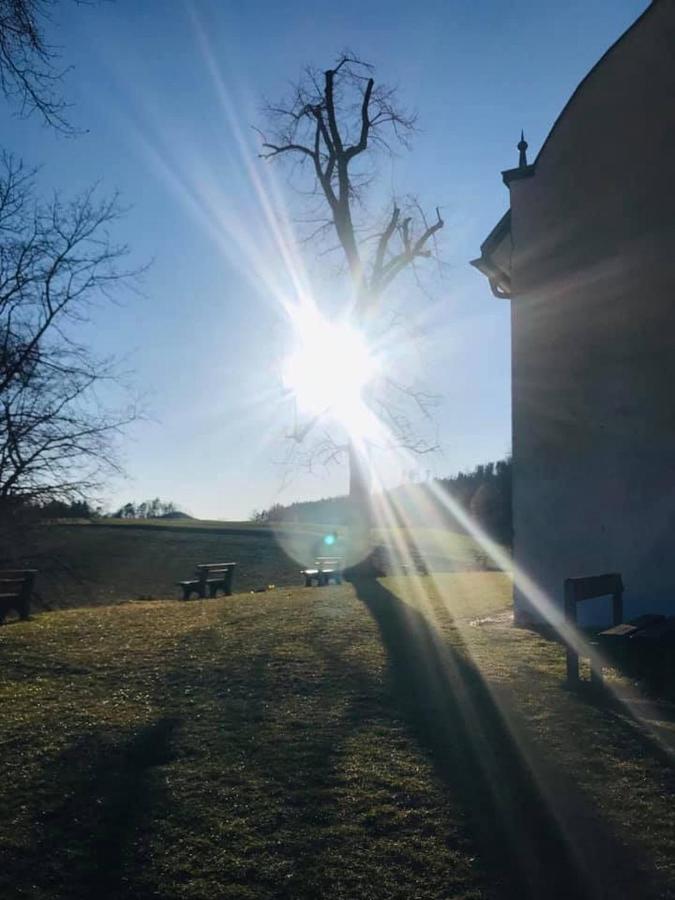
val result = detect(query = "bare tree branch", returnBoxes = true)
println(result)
[257,54,446,503]
[0,153,142,504]
[374,206,444,293]
[0,0,89,131]
[258,141,314,160]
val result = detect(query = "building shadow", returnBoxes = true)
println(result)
[352,576,663,900]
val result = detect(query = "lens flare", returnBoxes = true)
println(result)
[128,9,673,784]
[282,307,378,437]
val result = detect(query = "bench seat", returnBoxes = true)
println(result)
[301,558,343,587]
[178,563,236,600]
[597,614,675,691]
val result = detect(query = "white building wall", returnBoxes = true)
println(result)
[509,1,675,624]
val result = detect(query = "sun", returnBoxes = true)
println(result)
[282,307,378,437]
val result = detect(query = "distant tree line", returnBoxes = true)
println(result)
[5,496,188,521]
[249,504,287,524]
[37,499,101,519]
[251,459,512,546]
[113,498,188,520]
[435,459,512,545]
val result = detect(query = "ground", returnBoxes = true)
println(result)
[19,520,494,608]
[1,573,674,899]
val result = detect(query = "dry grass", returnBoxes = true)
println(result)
[1,574,673,898]
[19,521,498,610]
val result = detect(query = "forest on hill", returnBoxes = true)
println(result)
[252,459,512,546]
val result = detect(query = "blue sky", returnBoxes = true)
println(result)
[1,0,649,518]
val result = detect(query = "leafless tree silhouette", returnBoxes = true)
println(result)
[258,53,444,525]
[0,153,139,507]
[0,0,84,130]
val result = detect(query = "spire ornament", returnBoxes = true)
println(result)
[517,130,528,168]
[501,129,536,186]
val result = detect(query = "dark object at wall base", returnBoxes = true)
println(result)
[343,550,387,582]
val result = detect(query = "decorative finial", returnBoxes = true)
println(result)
[517,130,528,168]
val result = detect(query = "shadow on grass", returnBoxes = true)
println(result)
[353,577,663,900]
[2,717,176,900]
[6,588,670,899]
[521,619,675,770]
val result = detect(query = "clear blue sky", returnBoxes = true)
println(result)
[1,0,649,518]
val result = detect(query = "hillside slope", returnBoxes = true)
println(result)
[18,522,498,610]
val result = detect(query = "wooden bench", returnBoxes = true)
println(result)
[0,570,36,623]
[177,562,236,600]
[301,557,343,587]
[565,572,675,693]
[598,614,675,693]
[564,573,623,686]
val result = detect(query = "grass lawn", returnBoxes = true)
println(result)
[25,523,308,607]
[20,521,499,609]
[1,574,674,898]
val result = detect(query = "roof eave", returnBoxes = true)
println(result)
[501,163,536,187]
[470,256,512,299]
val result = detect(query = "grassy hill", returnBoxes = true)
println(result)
[1,573,674,898]
[19,519,499,610]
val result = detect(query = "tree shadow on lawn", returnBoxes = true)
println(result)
[159,621,387,897]
[7,592,670,900]
[518,619,675,769]
[141,611,486,899]
[162,591,671,900]
[2,716,176,900]
[352,577,667,900]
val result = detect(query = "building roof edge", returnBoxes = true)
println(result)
[533,2,659,168]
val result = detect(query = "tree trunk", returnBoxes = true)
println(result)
[347,440,372,567]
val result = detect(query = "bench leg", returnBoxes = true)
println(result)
[590,664,604,690]
[589,643,604,689]
[566,647,579,686]
[564,590,579,686]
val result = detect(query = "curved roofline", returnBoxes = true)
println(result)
[533,1,658,167]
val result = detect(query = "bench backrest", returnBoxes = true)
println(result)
[564,572,623,625]
[195,563,236,580]
[315,557,342,570]
[0,570,36,596]
[563,572,624,686]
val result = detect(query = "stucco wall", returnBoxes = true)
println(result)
[509,0,675,624]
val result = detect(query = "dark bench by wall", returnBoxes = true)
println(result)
[0,570,37,623]
[564,573,623,686]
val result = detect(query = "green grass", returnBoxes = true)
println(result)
[26,523,307,607]
[1,574,674,898]
[370,525,501,570]
[83,517,327,533]
[21,521,501,610]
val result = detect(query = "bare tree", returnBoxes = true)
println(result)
[258,54,444,527]
[0,0,83,130]
[0,152,138,508]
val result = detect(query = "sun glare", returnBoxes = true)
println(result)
[282,308,378,435]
